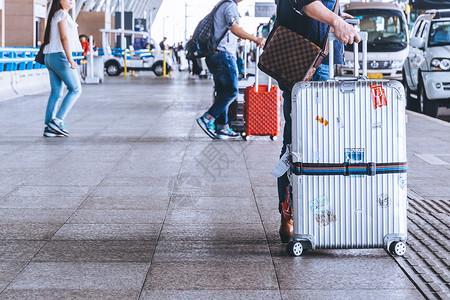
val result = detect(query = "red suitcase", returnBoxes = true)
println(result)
[243,47,281,141]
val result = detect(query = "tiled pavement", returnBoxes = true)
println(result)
[0,71,446,299]
[394,113,450,300]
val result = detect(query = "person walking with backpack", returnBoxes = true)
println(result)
[196,0,266,140]
[42,0,83,137]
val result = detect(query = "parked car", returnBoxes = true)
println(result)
[99,29,173,77]
[337,2,409,80]
[403,10,450,117]
[104,48,173,77]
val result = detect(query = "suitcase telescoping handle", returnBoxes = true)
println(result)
[255,44,272,92]
[243,41,248,79]
[328,31,368,80]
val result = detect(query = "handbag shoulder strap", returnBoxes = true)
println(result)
[322,0,340,57]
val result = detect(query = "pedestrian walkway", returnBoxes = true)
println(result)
[0,72,446,299]
[394,113,450,300]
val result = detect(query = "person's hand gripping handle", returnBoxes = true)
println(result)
[332,13,361,45]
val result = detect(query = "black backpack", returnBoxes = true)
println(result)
[186,0,233,60]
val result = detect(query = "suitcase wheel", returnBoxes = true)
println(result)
[241,133,251,141]
[389,241,407,256]
[286,241,303,257]
[270,135,278,141]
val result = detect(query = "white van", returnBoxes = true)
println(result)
[336,2,409,80]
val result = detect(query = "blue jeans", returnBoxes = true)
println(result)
[277,64,329,211]
[44,52,82,125]
[205,51,238,126]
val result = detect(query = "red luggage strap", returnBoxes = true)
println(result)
[290,162,407,176]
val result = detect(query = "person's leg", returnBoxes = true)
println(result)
[196,53,224,138]
[211,53,239,139]
[53,54,82,121]
[277,83,293,242]
[277,83,292,210]
[43,54,66,137]
[197,52,238,139]
[211,63,224,123]
[195,58,203,75]
[277,64,331,242]
[44,64,63,125]
[45,53,81,136]
[206,52,238,124]
[215,113,226,127]
[212,67,229,133]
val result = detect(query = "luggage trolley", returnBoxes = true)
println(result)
[287,32,408,257]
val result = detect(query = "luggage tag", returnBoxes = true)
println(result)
[271,145,291,178]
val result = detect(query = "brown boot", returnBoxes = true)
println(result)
[279,214,293,243]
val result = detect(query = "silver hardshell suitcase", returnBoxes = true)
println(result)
[287,32,408,257]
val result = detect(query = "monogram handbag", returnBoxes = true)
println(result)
[258,0,339,88]
[35,44,45,65]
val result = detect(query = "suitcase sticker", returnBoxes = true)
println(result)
[370,84,388,109]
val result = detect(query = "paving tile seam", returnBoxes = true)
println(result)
[40,123,161,224]
[408,202,450,231]
[394,191,450,300]
[0,235,51,295]
[0,115,163,296]
[411,205,448,218]
[137,135,193,299]
[409,215,450,242]
[408,243,449,268]
[409,218,450,236]
[0,184,27,202]
[409,216,450,250]
[394,255,435,300]
[55,222,268,225]
[408,223,450,269]
[418,199,450,216]
[423,199,450,215]
[405,234,449,295]
[146,288,422,290]
[240,142,283,299]
[409,199,437,217]
[411,212,450,229]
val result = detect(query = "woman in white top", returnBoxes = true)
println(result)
[42,0,83,137]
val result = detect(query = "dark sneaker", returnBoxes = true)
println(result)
[48,119,69,136]
[217,128,240,140]
[196,116,217,139]
[43,126,65,137]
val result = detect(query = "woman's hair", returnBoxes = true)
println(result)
[43,0,63,46]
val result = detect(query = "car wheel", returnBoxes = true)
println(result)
[153,61,170,77]
[105,60,122,76]
[403,68,420,112]
[419,80,439,118]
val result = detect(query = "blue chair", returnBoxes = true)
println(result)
[17,52,26,71]
[4,52,17,72]
[26,51,34,69]
[0,52,3,72]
